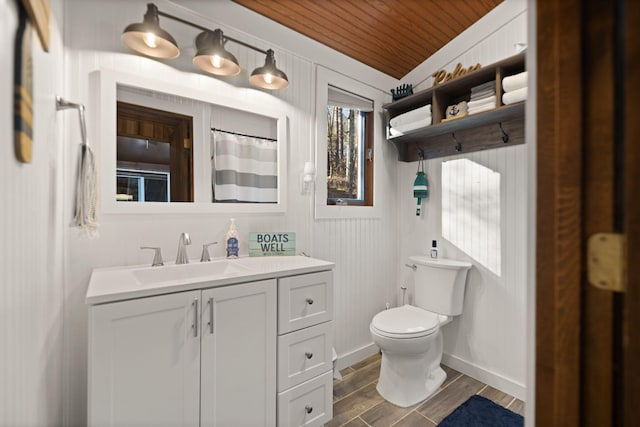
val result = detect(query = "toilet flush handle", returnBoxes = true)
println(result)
[405,263,417,271]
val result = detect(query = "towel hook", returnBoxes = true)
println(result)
[499,122,509,143]
[56,96,88,147]
[452,133,462,152]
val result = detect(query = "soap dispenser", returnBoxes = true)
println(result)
[225,218,239,259]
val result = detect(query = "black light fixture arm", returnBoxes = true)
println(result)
[154,4,268,55]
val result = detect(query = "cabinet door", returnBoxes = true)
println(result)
[88,290,201,427]
[200,280,277,427]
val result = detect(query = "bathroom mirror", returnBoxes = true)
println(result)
[92,68,288,214]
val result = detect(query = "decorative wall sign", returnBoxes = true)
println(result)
[21,0,50,51]
[432,63,481,86]
[249,232,296,257]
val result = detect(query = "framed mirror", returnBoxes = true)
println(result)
[91,68,288,215]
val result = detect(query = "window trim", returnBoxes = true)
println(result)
[325,109,373,206]
[314,66,384,219]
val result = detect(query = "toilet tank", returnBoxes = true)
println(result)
[409,256,472,316]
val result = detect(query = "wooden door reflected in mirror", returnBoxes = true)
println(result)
[116,102,193,202]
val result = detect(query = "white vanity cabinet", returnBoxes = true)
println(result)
[88,279,276,427]
[89,290,202,427]
[86,256,334,427]
[200,281,276,427]
[277,271,334,427]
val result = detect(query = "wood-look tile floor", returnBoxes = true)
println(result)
[327,354,524,427]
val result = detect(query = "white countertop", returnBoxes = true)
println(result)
[86,255,335,305]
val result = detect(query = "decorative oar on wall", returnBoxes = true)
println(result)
[14,0,50,164]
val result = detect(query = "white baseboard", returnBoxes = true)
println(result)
[442,353,526,401]
[335,342,379,372]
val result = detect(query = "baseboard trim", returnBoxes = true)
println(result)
[441,353,526,401]
[335,342,379,371]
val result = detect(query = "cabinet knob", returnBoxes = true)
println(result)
[306,298,314,305]
[305,405,313,414]
[305,352,313,359]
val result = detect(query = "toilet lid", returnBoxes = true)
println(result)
[371,305,441,339]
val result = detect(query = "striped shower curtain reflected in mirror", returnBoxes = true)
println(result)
[211,130,278,203]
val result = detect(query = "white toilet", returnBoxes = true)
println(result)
[370,255,472,407]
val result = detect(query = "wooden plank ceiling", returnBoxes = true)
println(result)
[232,0,503,79]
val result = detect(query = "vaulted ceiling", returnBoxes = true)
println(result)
[232,0,503,79]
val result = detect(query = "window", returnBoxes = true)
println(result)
[326,86,374,206]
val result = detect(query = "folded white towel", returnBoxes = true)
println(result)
[503,71,528,92]
[390,104,431,128]
[468,103,495,115]
[467,95,496,109]
[389,116,432,136]
[470,88,495,100]
[471,81,495,93]
[502,87,527,104]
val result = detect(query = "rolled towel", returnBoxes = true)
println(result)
[502,86,527,104]
[503,71,528,92]
[389,116,432,135]
[390,104,431,128]
[467,95,496,109]
[468,103,495,115]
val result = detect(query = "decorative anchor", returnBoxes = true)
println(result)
[413,154,429,216]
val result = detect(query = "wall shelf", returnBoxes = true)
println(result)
[383,52,526,162]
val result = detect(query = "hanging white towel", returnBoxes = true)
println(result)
[502,71,528,92]
[73,143,99,238]
[502,87,528,105]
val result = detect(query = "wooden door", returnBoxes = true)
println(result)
[200,280,277,427]
[88,291,201,427]
[536,0,639,425]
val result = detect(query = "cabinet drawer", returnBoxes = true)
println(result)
[278,271,333,334]
[278,322,333,391]
[277,371,333,427]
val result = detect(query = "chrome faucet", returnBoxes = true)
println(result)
[176,232,192,264]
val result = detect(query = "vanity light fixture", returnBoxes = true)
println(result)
[122,3,289,90]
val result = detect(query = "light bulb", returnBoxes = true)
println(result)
[143,32,157,48]
[212,55,221,68]
[264,73,273,84]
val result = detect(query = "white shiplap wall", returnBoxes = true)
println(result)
[398,0,529,399]
[0,0,66,426]
[62,0,398,424]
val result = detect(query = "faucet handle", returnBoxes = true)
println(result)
[140,246,164,267]
[200,242,218,262]
[181,232,192,245]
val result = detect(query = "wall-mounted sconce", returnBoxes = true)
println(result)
[301,161,316,194]
[122,3,289,90]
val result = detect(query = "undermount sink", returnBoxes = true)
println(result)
[133,259,251,284]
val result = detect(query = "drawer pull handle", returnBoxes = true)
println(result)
[305,405,313,414]
[305,352,313,359]
[306,298,314,305]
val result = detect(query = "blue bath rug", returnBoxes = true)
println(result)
[437,395,523,427]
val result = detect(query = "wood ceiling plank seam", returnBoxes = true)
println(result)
[333,0,439,63]
[428,1,474,36]
[234,0,415,77]
[369,0,459,52]
[396,1,457,45]
[464,0,501,18]
[265,0,409,77]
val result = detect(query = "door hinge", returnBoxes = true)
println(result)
[587,232,626,293]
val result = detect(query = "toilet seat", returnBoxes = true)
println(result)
[371,305,441,339]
